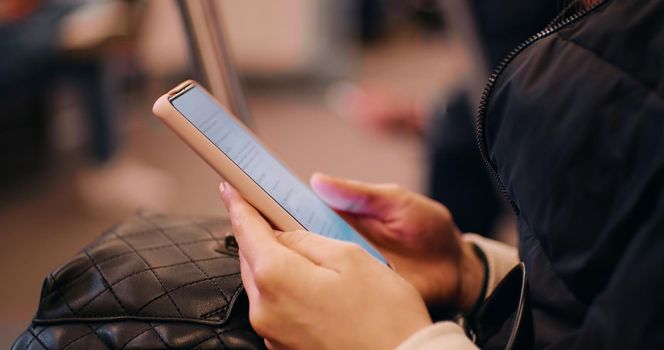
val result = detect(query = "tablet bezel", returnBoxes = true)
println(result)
[153,80,305,233]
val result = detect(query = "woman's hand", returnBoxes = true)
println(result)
[219,183,432,350]
[310,174,484,313]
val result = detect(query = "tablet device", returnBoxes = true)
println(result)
[153,80,386,264]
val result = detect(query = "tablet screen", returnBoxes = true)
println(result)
[171,86,386,263]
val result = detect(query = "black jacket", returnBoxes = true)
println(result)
[478,0,664,348]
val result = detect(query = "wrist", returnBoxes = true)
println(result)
[456,240,486,313]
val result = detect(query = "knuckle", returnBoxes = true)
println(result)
[252,265,275,289]
[367,183,405,207]
[248,304,272,336]
[383,183,405,196]
[230,210,247,231]
[252,260,285,290]
[337,242,365,260]
[277,230,307,247]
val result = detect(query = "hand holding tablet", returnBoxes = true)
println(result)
[153,80,386,263]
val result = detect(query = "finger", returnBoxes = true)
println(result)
[275,230,360,271]
[238,250,258,302]
[338,212,399,247]
[310,173,400,219]
[219,182,282,268]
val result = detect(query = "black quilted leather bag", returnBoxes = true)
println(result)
[12,212,265,349]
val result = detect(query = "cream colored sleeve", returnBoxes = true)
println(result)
[395,321,478,350]
[463,233,519,298]
[395,234,519,350]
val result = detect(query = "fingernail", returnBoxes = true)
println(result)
[219,182,226,192]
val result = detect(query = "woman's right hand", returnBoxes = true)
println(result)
[311,173,485,313]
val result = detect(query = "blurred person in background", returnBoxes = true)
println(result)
[0,0,173,212]
[343,0,559,238]
[221,0,664,348]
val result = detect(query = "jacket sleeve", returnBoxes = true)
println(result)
[396,235,519,350]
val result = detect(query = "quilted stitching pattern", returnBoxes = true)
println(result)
[12,213,265,350]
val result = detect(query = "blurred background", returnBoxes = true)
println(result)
[0,0,528,346]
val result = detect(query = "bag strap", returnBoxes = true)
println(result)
[469,262,533,350]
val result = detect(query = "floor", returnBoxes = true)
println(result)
[0,33,468,347]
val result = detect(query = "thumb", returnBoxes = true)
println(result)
[310,173,402,219]
[275,229,348,269]
[277,230,373,272]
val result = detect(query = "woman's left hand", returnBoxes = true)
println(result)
[219,183,432,350]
